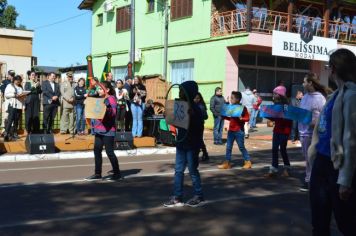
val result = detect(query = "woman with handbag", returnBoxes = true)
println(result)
[129,76,146,137]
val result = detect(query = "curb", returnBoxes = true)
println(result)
[0,147,176,163]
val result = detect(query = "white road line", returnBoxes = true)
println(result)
[0,159,174,172]
[0,161,305,189]
[0,190,299,229]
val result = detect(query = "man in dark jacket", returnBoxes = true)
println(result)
[164,81,205,208]
[42,72,61,134]
[24,71,42,134]
[210,87,225,145]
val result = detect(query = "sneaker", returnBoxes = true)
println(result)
[186,196,205,207]
[103,173,123,181]
[218,161,232,169]
[245,134,249,139]
[242,160,252,169]
[84,174,102,181]
[299,182,309,192]
[201,153,209,162]
[163,196,184,208]
[4,135,10,142]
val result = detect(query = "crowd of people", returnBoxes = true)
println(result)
[0,71,150,141]
[0,49,355,234]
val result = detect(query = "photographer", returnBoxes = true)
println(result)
[24,71,42,134]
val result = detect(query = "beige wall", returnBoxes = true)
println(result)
[0,36,32,57]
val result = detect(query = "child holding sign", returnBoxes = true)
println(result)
[265,86,292,178]
[218,91,252,170]
[163,81,205,208]
[85,81,122,181]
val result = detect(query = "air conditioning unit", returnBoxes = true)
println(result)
[104,1,114,12]
[134,49,142,62]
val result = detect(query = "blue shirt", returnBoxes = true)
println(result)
[316,93,337,157]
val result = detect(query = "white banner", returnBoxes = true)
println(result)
[272,31,337,61]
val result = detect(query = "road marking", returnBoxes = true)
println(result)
[0,190,299,229]
[0,161,305,189]
[0,159,174,172]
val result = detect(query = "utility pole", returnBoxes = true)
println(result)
[163,1,169,80]
[130,0,135,78]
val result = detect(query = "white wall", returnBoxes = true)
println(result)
[0,55,31,79]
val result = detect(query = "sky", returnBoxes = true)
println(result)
[7,0,91,67]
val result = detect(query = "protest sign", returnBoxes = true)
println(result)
[164,100,190,129]
[221,104,244,117]
[84,97,106,119]
[259,105,312,124]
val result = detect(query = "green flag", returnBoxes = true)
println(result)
[100,53,112,82]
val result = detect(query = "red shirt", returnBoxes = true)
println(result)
[224,106,250,132]
[273,118,292,135]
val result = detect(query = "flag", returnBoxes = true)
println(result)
[100,53,112,82]
[86,55,94,88]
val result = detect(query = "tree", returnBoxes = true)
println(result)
[0,5,18,28]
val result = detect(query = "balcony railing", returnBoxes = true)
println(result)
[211,8,356,45]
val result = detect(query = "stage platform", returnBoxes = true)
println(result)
[0,134,157,154]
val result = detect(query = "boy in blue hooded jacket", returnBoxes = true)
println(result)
[164,81,205,207]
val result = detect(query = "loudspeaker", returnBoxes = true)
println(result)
[114,132,134,150]
[25,134,56,154]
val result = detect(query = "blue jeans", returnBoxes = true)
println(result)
[213,116,224,143]
[310,153,356,236]
[75,104,85,132]
[131,103,143,137]
[174,148,203,199]
[272,133,290,169]
[250,109,259,127]
[225,130,250,161]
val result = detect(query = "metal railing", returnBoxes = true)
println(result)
[211,8,356,45]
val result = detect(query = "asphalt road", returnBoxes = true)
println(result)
[0,139,342,236]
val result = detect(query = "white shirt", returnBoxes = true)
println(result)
[50,81,55,91]
[4,84,24,110]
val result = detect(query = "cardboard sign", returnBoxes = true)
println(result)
[221,104,244,117]
[164,100,190,130]
[259,105,312,124]
[84,97,106,119]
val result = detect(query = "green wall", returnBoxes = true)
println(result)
[89,0,249,128]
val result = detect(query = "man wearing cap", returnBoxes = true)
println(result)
[60,72,76,134]
[1,70,15,135]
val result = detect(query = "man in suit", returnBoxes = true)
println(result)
[24,71,42,134]
[60,72,75,134]
[42,72,61,134]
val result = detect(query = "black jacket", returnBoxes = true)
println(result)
[210,95,225,117]
[130,83,146,103]
[42,80,61,105]
[74,86,87,105]
[24,81,42,104]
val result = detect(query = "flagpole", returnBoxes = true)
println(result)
[130,0,135,78]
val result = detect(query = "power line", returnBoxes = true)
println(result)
[33,12,90,30]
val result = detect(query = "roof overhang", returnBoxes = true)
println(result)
[78,0,96,10]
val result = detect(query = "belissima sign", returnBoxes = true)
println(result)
[272,30,337,61]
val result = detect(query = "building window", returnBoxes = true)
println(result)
[170,60,194,84]
[147,0,155,13]
[112,66,127,81]
[97,13,103,26]
[171,0,193,20]
[116,5,131,32]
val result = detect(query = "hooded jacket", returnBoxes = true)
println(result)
[242,89,256,110]
[331,81,356,188]
[176,81,204,150]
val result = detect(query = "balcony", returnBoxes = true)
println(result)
[211,8,356,45]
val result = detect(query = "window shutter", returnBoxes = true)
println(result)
[116,6,131,32]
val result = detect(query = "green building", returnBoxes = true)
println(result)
[79,0,356,128]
